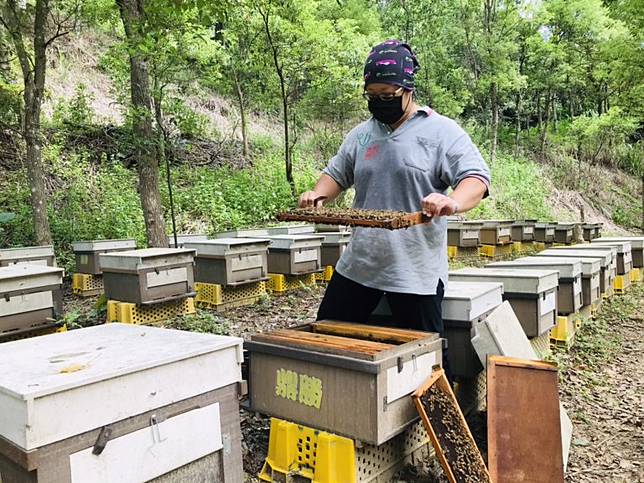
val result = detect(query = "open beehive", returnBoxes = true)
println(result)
[277,208,431,230]
[247,321,442,445]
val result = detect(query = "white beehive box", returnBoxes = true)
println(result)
[593,236,644,269]
[214,228,270,238]
[267,224,316,235]
[590,240,633,274]
[0,246,56,267]
[72,239,137,275]
[264,235,324,275]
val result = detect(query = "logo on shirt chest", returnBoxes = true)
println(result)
[364,143,380,160]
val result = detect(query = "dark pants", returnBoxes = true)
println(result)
[317,271,451,380]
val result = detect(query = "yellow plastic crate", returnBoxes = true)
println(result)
[613,274,631,294]
[533,242,546,251]
[478,243,512,258]
[629,268,641,283]
[106,298,195,325]
[315,266,335,283]
[72,273,104,297]
[194,281,266,310]
[529,331,552,359]
[267,273,317,294]
[447,245,458,259]
[550,314,578,348]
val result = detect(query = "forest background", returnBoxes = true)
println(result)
[0,0,642,271]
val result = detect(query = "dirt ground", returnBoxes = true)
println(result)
[61,274,643,482]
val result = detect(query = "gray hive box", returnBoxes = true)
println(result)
[594,237,643,268]
[449,267,558,337]
[582,223,603,241]
[265,235,323,275]
[318,231,352,266]
[213,228,270,239]
[246,323,442,445]
[534,223,556,243]
[486,257,583,315]
[0,324,244,483]
[0,265,64,340]
[99,248,196,304]
[478,220,512,245]
[442,281,504,378]
[539,249,612,295]
[447,221,480,247]
[0,246,56,268]
[553,223,576,244]
[168,234,209,248]
[315,223,348,232]
[185,238,270,286]
[590,240,633,275]
[267,224,316,235]
[554,244,617,280]
[72,239,136,275]
[511,220,536,242]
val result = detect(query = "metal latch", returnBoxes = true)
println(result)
[397,357,404,373]
[92,426,113,455]
[150,414,167,443]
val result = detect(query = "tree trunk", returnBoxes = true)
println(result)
[514,91,521,156]
[233,72,249,159]
[490,82,498,162]
[540,90,552,155]
[117,0,168,248]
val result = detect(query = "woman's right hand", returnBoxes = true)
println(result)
[298,191,326,208]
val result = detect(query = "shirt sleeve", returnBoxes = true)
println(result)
[440,132,491,197]
[322,134,355,190]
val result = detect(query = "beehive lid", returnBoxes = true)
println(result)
[482,220,513,227]
[449,267,558,294]
[594,237,642,249]
[512,220,536,227]
[185,238,270,256]
[555,223,575,230]
[0,265,64,295]
[317,231,352,245]
[315,223,349,232]
[539,249,612,268]
[267,224,316,235]
[487,257,582,279]
[99,247,196,272]
[529,256,600,276]
[462,220,485,228]
[213,228,270,238]
[556,244,617,257]
[442,281,503,322]
[266,234,324,250]
[71,239,136,252]
[0,245,55,261]
[0,324,243,450]
[168,234,209,247]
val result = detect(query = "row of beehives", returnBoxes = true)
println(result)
[447,218,603,247]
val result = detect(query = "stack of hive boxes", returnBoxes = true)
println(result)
[71,239,136,297]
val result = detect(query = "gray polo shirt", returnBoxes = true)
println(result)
[323,108,490,295]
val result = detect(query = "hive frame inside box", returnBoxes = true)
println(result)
[247,321,443,445]
[0,385,243,483]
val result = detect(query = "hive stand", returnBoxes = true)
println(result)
[266,273,317,294]
[71,273,104,297]
[315,266,335,283]
[106,297,195,325]
[195,281,266,312]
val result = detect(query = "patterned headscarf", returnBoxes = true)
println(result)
[363,39,420,90]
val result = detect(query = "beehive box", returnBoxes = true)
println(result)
[0,324,244,483]
[99,248,196,305]
[0,265,64,340]
[447,222,480,247]
[511,221,536,242]
[0,246,56,268]
[540,249,612,295]
[590,240,633,275]
[534,223,556,243]
[593,237,643,268]
[315,223,349,232]
[318,231,352,266]
[214,228,270,238]
[72,239,136,275]
[554,223,575,244]
[487,257,583,315]
[555,244,617,282]
[247,321,442,445]
[185,238,270,286]
[267,224,316,235]
[479,220,512,245]
[265,235,323,275]
[581,222,603,241]
[449,268,558,338]
[168,234,209,248]
[442,281,504,378]
[529,256,600,307]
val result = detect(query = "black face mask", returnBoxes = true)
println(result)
[368,96,405,125]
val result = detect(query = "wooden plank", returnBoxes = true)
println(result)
[251,329,393,360]
[487,355,564,483]
[277,209,431,230]
[411,368,491,483]
[310,320,431,344]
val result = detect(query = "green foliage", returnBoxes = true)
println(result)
[52,83,95,126]
[167,310,230,335]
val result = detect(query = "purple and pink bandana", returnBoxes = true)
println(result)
[363,39,420,90]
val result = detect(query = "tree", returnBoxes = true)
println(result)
[0,0,78,245]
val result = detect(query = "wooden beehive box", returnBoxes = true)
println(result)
[318,231,351,266]
[442,281,504,378]
[553,223,575,244]
[185,238,270,286]
[264,235,324,275]
[0,265,64,340]
[511,221,536,242]
[534,223,556,243]
[487,257,583,315]
[72,239,136,275]
[447,221,480,247]
[590,240,632,275]
[479,220,512,245]
[0,324,244,483]
[594,237,642,268]
[0,246,56,268]
[540,248,612,296]
[246,321,442,445]
[99,248,196,305]
[558,244,617,280]
[168,234,209,248]
[449,268,559,338]
[267,224,316,235]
